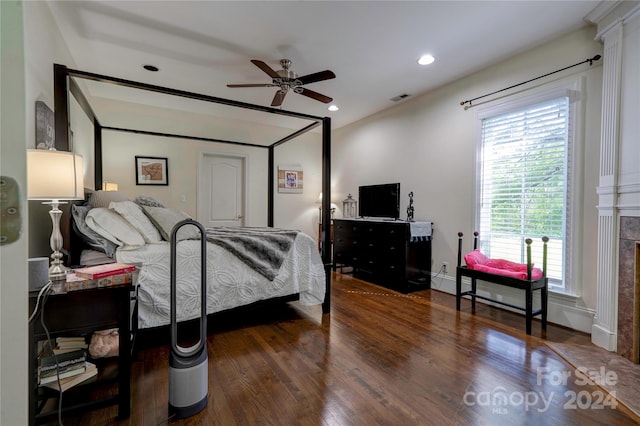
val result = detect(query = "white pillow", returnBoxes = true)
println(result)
[85,208,145,250]
[141,206,200,241]
[110,201,162,243]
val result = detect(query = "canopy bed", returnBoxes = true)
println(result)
[52,64,333,333]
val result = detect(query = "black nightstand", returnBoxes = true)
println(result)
[28,280,132,425]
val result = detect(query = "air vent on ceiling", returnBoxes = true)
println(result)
[390,93,411,102]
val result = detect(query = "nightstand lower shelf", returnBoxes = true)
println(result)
[29,283,132,425]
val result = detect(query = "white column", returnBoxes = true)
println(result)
[592,23,622,351]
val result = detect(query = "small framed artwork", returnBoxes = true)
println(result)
[35,101,55,150]
[135,156,168,185]
[278,164,303,193]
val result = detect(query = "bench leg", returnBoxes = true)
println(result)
[456,271,462,311]
[471,278,477,313]
[541,280,548,331]
[525,287,533,335]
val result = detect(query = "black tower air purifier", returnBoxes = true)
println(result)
[168,219,208,419]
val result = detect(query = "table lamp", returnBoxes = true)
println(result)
[27,149,84,278]
[102,181,118,191]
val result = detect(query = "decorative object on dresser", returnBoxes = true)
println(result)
[406,191,414,222]
[27,149,84,278]
[342,193,357,218]
[333,218,432,293]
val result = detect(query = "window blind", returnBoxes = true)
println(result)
[479,97,568,285]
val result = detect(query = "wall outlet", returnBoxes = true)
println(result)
[442,261,449,274]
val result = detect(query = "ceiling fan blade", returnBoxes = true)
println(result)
[298,88,333,104]
[271,90,287,107]
[227,83,275,88]
[297,70,336,85]
[251,59,280,79]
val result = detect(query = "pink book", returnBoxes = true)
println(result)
[73,262,137,279]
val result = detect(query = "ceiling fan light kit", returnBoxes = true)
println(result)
[228,59,336,107]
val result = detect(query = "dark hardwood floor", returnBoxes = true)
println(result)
[47,273,640,425]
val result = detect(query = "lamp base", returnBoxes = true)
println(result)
[43,200,69,280]
[49,262,70,279]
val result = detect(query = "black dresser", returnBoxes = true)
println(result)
[333,219,431,293]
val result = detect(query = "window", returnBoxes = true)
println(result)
[476,83,581,294]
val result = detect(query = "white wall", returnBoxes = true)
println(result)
[23,0,78,257]
[333,27,604,332]
[0,2,28,423]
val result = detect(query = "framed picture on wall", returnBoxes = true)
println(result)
[35,101,55,150]
[278,165,303,193]
[135,156,168,185]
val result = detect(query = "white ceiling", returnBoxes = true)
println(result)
[46,0,601,133]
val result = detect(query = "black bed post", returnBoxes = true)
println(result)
[94,117,103,190]
[321,117,331,314]
[267,146,275,227]
[54,64,70,151]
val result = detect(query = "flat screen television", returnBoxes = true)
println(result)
[358,183,400,220]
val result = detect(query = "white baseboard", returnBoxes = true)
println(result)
[430,273,595,334]
[591,323,617,351]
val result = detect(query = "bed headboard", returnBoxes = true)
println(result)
[64,191,93,268]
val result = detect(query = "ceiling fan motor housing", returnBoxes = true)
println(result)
[227,58,335,106]
[275,59,299,92]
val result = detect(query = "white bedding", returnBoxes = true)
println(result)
[116,231,325,329]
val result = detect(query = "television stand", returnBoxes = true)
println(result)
[333,218,431,293]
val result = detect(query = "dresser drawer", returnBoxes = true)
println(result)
[333,219,431,293]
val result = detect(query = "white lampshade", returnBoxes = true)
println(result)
[28,149,84,200]
[102,181,119,191]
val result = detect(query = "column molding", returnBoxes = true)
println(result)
[593,22,623,351]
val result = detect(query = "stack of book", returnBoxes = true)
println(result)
[66,263,136,291]
[38,349,87,386]
[41,361,97,392]
[53,336,88,355]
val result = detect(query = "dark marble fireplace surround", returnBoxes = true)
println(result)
[618,216,640,363]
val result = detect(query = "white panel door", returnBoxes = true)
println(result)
[198,153,245,228]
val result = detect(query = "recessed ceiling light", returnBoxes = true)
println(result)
[143,64,159,72]
[328,105,339,112]
[417,54,435,66]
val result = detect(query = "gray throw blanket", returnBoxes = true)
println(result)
[203,227,299,281]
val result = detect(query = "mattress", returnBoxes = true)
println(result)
[116,231,325,329]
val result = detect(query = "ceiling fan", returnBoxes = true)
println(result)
[227,59,336,107]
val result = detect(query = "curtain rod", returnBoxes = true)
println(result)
[460,54,601,110]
